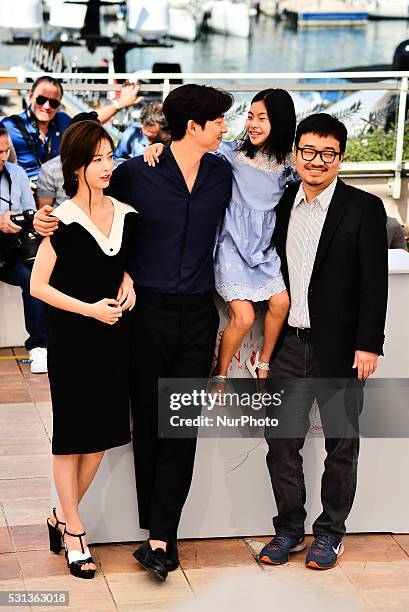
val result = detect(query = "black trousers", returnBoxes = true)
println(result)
[266,329,361,538]
[130,290,219,542]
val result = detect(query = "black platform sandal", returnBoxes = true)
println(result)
[63,529,95,580]
[46,507,66,554]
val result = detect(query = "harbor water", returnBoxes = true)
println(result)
[1,16,409,73]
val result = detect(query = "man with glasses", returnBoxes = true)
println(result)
[259,113,388,570]
[1,76,71,183]
[1,77,141,185]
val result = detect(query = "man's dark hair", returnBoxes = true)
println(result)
[162,84,233,141]
[31,75,64,99]
[239,88,296,165]
[71,111,99,125]
[0,126,9,140]
[295,113,348,153]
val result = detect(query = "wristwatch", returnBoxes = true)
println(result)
[112,99,121,112]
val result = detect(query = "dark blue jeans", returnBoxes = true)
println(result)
[0,261,46,351]
[266,329,361,539]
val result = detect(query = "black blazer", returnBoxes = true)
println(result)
[273,178,388,377]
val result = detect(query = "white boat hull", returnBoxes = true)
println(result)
[367,0,409,19]
[169,7,200,40]
[47,0,87,29]
[0,0,43,29]
[127,0,170,38]
[284,0,368,26]
[259,0,279,16]
[204,0,251,38]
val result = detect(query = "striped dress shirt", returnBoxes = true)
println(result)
[287,178,338,328]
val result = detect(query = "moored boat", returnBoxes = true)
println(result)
[259,0,282,16]
[46,0,88,29]
[0,0,43,30]
[283,0,368,27]
[127,0,170,39]
[367,0,409,20]
[203,0,252,38]
[168,0,204,41]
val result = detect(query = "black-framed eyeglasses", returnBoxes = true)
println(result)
[297,146,342,164]
[35,95,60,109]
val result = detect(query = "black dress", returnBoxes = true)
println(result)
[46,198,136,455]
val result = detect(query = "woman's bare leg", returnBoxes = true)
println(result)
[77,452,105,501]
[215,300,255,376]
[51,451,105,525]
[52,451,105,571]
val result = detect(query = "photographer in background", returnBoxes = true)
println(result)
[0,76,141,186]
[114,101,169,160]
[0,76,71,183]
[0,127,47,374]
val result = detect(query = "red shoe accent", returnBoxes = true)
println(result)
[260,555,286,565]
[306,559,337,570]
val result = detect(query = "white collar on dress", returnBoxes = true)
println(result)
[51,197,137,257]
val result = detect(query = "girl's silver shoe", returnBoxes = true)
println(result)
[245,351,270,379]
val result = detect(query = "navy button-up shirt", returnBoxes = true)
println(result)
[107,146,232,294]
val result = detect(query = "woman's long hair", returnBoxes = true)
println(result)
[239,89,296,165]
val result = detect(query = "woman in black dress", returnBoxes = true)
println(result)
[31,120,136,579]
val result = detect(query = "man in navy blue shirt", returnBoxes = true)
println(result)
[34,84,233,581]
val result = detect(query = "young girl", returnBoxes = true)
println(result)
[144,89,296,384]
[31,120,137,579]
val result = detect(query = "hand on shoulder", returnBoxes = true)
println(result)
[143,143,164,167]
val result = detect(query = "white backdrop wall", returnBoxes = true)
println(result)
[52,250,409,542]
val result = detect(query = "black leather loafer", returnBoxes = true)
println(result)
[133,541,168,582]
[166,540,179,571]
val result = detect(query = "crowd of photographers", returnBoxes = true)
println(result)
[0,75,169,373]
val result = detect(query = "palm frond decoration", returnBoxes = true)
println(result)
[225,101,249,123]
[331,100,363,121]
[366,97,397,128]
[296,102,328,122]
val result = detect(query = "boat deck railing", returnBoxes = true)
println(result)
[1,68,409,199]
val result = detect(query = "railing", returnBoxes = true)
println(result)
[1,68,409,198]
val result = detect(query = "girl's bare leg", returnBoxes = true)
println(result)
[255,290,290,379]
[215,300,255,376]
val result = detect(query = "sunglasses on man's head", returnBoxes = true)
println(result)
[35,95,60,109]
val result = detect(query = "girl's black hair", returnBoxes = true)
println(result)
[239,89,296,165]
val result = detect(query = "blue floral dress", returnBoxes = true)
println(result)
[214,140,297,302]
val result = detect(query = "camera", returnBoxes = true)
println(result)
[9,209,42,265]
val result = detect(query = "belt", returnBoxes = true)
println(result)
[135,288,214,306]
[288,326,312,341]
